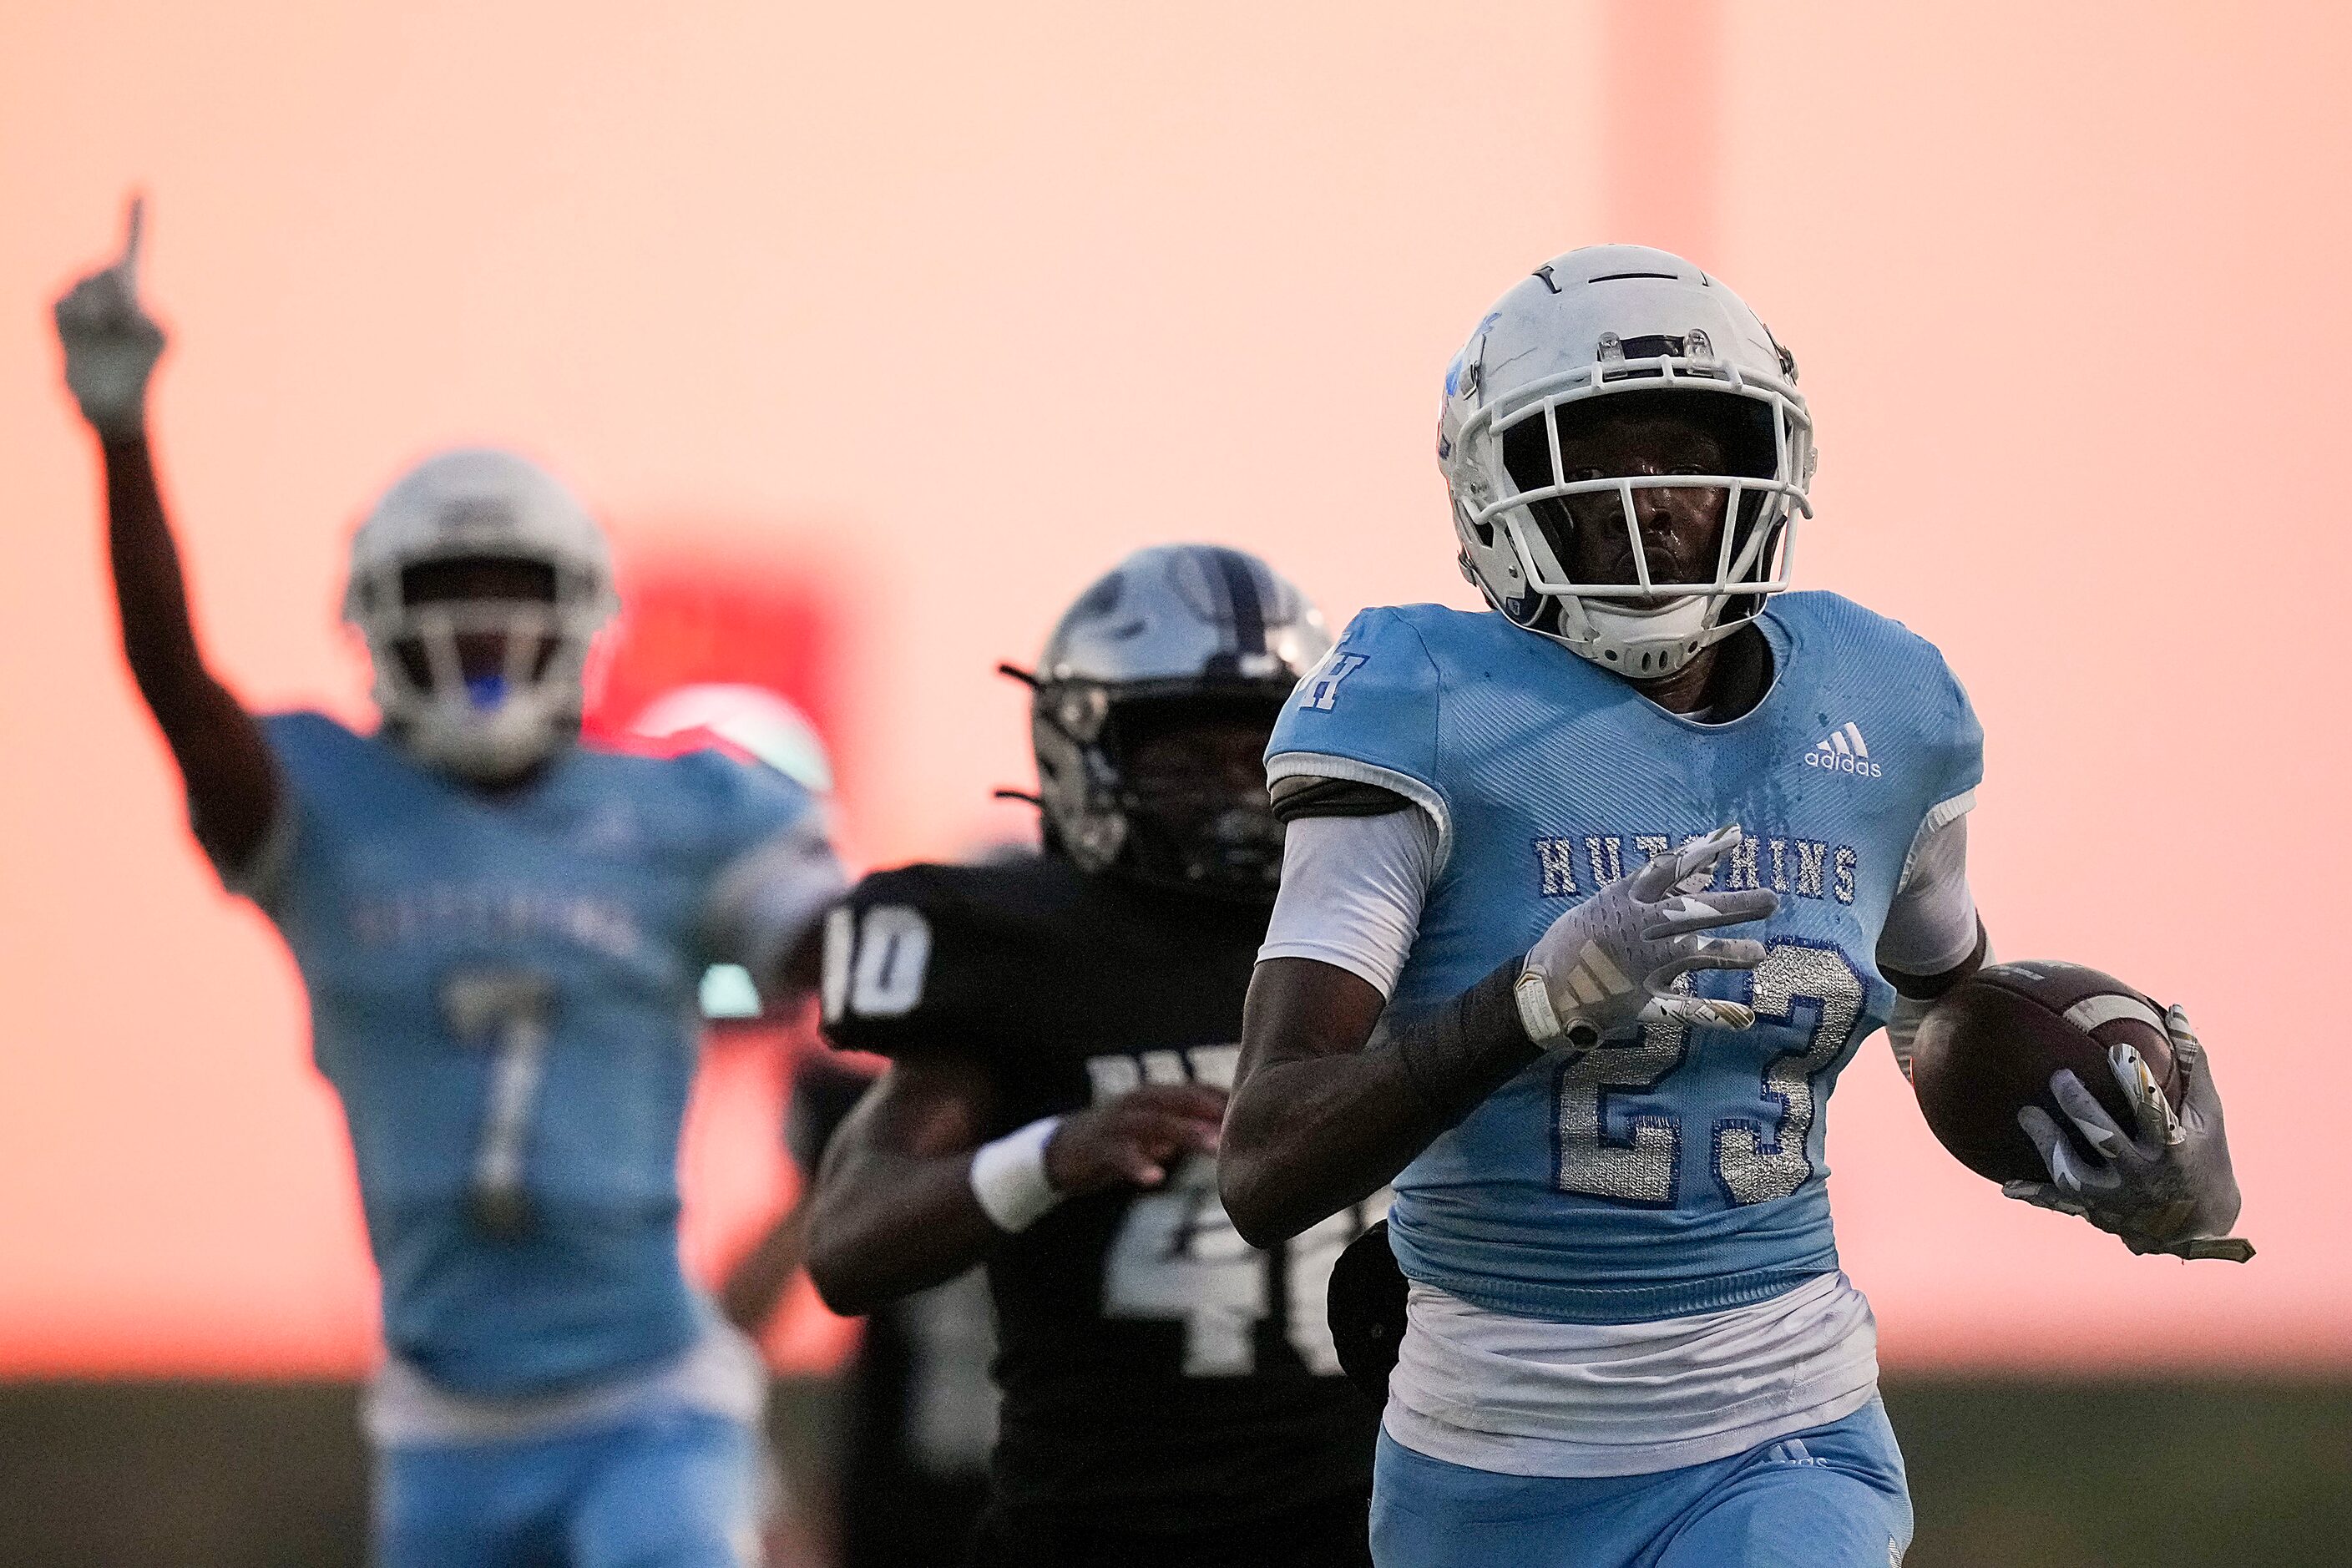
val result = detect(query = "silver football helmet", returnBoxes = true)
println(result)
[1439,245,1814,679]
[1014,545,1330,900]
[343,448,617,781]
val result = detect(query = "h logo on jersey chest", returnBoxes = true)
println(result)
[1298,653,1368,711]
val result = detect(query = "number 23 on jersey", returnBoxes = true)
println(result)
[1555,941,1865,1209]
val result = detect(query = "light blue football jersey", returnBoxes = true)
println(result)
[1267,593,1980,1324]
[243,712,822,1394]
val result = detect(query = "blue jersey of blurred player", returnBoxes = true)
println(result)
[1220,246,2250,1568]
[54,204,843,1568]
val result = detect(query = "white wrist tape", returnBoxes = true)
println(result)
[1515,969,1601,1050]
[1514,970,1564,1044]
[969,1116,1065,1234]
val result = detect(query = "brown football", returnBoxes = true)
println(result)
[1908,960,2182,1185]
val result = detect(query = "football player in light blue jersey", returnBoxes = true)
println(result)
[1221,246,2250,1568]
[55,204,842,1568]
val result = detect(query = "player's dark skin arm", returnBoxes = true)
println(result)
[806,1053,1227,1316]
[1881,920,1993,1084]
[99,434,279,870]
[1222,955,1535,1248]
[721,943,872,1331]
[804,1053,1004,1316]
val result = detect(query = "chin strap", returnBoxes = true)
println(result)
[1577,596,1716,679]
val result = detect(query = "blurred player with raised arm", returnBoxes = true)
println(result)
[803,547,1386,1568]
[53,203,843,1568]
[1218,247,2249,1568]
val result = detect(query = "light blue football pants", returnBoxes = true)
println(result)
[375,1407,759,1568]
[1370,1396,1912,1568]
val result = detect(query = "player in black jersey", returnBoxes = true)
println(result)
[803,545,1384,1568]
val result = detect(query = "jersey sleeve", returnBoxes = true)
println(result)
[687,749,847,979]
[224,710,349,913]
[1879,815,1981,977]
[1265,606,1452,860]
[816,866,1004,1060]
[1917,655,1985,837]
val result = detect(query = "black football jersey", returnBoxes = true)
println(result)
[818,852,1383,1534]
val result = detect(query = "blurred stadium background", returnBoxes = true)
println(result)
[3,2,2348,1562]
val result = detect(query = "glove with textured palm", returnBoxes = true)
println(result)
[2006,1004,2252,1262]
[54,197,164,440]
[1515,824,1778,1048]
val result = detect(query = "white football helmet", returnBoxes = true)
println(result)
[1439,245,1814,679]
[343,448,618,781]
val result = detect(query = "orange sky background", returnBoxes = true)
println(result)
[3,1,2347,1375]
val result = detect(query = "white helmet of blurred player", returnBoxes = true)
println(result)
[343,448,618,781]
[1438,245,1814,680]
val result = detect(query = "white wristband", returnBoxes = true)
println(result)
[969,1116,1065,1234]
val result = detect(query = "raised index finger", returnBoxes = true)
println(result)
[118,195,145,292]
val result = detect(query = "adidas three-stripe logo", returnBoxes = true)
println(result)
[1804,721,1883,778]
[1516,938,1636,1043]
[1558,940,1635,1008]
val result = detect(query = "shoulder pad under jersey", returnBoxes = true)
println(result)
[815,858,1068,1060]
[653,743,824,867]
[1266,604,1451,847]
[1777,591,1985,826]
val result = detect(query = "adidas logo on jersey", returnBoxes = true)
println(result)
[1804,722,1882,778]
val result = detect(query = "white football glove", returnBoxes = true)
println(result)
[1515,824,1778,1047]
[2005,1004,2252,1262]
[54,196,164,439]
